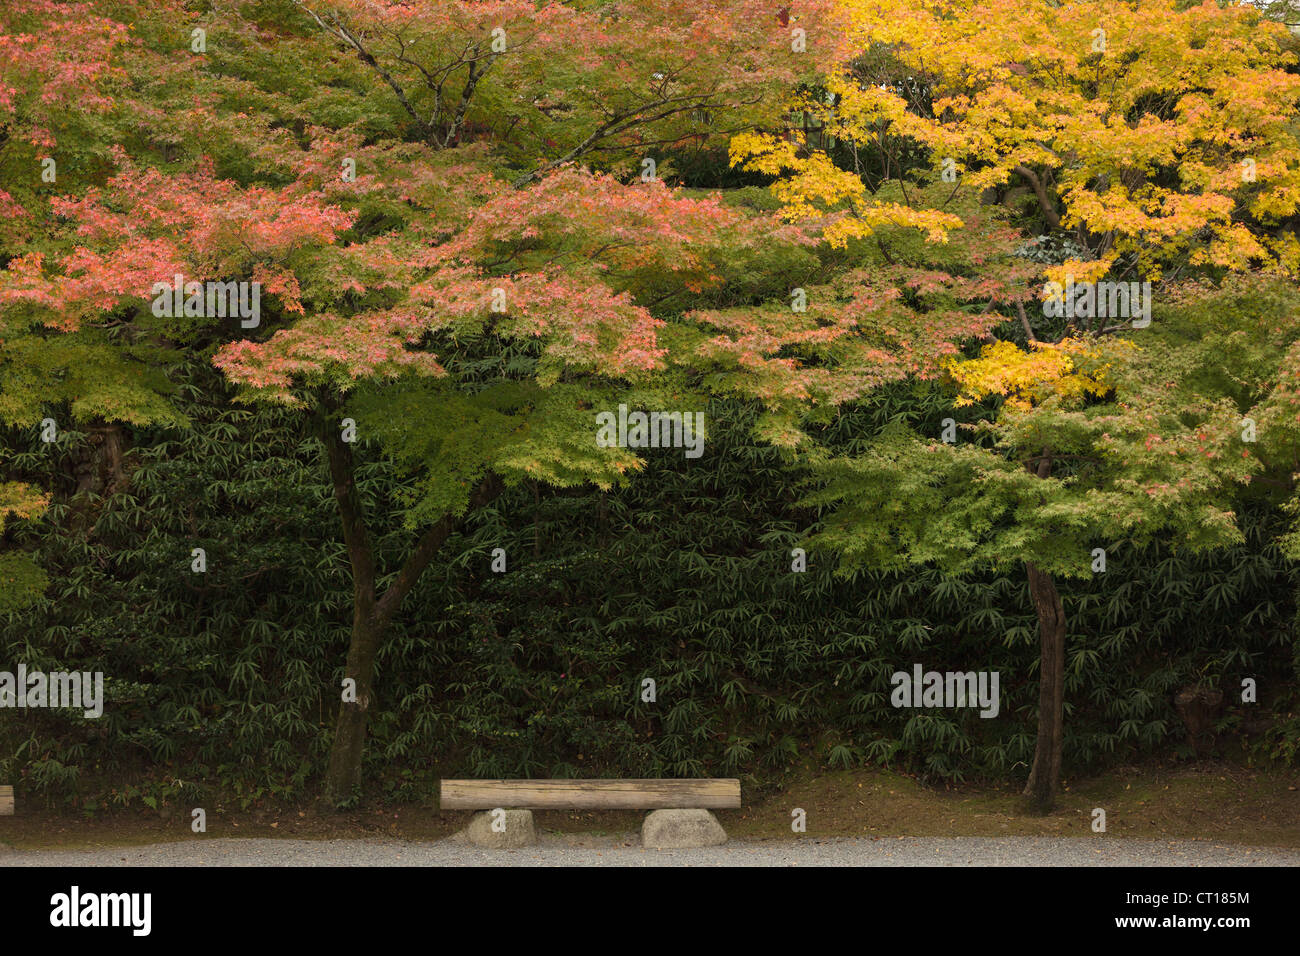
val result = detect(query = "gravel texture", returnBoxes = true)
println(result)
[3,835,1298,866]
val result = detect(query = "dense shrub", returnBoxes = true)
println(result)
[1,364,1296,809]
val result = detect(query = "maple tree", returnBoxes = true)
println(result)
[2,0,840,804]
[717,0,1300,808]
[216,0,846,804]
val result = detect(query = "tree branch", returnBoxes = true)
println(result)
[1016,298,1038,343]
[295,2,434,140]
[442,48,495,148]
[510,92,739,188]
[373,472,505,626]
[1013,164,1062,229]
[318,399,378,618]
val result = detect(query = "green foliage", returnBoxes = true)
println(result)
[1,366,1294,807]
[0,552,46,612]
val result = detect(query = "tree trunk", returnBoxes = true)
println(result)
[315,398,504,807]
[317,408,379,808]
[1022,560,1066,812]
[321,610,383,805]
[67,420,131,535]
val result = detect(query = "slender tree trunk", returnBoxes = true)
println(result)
[322,610,383,804]
[1022,560,1066,811]
[315,400,504,807]
[318,409,379,807]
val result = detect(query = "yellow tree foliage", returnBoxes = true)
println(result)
[735,0,1300,275]
[943,337,1134,409]
[733,0,1300,404]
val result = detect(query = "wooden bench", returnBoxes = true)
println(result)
[0,785,12,816]
[440,778,740,810]
[439,778,740,848]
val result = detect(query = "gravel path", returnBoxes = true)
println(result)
[3,835,1298,866]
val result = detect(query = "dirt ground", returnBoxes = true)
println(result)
[1,760,1296,851]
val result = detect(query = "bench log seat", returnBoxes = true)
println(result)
[440,778,740,848]
[440,778,740,810]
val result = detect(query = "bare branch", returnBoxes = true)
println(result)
[295,2,434,138]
